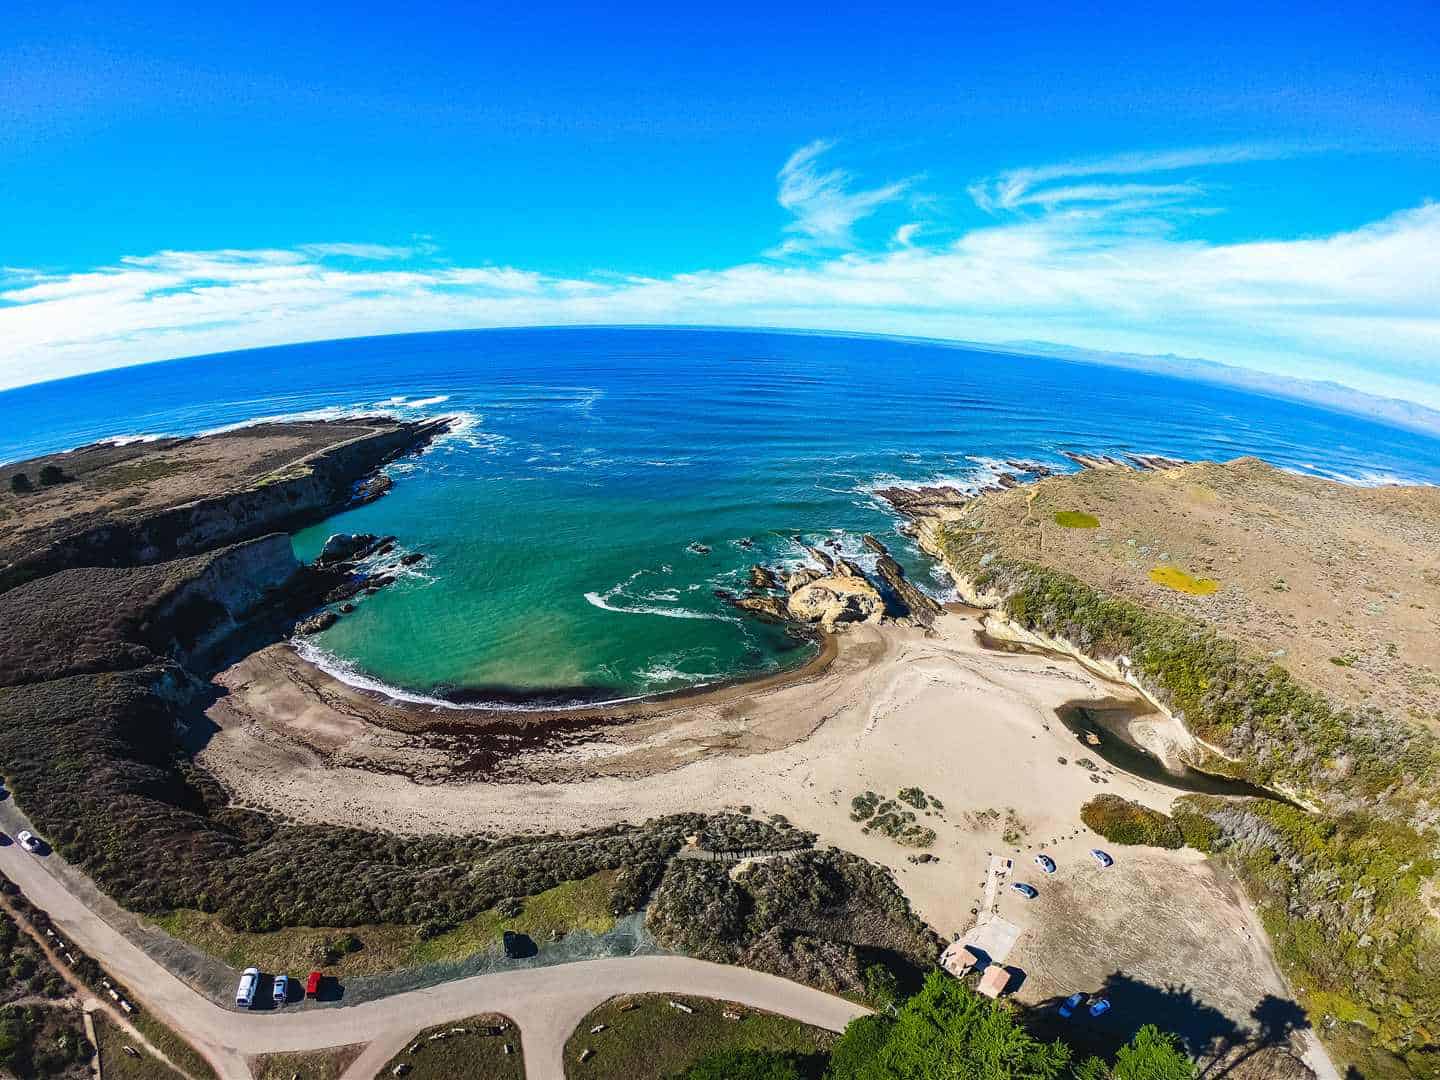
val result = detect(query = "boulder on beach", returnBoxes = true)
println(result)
[295,611,338,635]
[787,575,885,632]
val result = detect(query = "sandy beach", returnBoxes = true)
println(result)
[197,607,1305,1042]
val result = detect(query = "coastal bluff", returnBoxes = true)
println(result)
[0,416,449,591]
[880,454,1440,1077]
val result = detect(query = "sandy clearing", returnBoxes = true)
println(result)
[209,611,1192,936]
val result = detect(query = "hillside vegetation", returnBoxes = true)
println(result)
[927,459,1440,1077]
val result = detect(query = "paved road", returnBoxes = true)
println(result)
[0,837,865,1080]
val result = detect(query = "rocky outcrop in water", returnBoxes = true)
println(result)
[786,575,885,631]
[862,534,943,628]
[318,532,381,564]
[749,565,780,591]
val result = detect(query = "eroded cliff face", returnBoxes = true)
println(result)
[149,534,302,664]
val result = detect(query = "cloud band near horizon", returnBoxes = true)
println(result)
[1,143,1438,409]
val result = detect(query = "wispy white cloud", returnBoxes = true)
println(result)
[297,242,418,260]
[968,141,1303,216]
[2,143,1437,409]
[772,140,912,253]
[893,222,922,248]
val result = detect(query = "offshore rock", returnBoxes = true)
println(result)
[733,595,789,621]
[749,565,781,591]
[874,485,970,520]
[862,534,943,628]
[317,532,379,565]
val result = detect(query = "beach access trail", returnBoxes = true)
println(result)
[0,832,864,1080]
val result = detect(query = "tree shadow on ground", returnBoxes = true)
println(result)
[1027,971,1311,1072]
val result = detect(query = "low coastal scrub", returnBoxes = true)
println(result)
[0,668,701,933]
[1173,795,1440,1078]
[932,526,1440,808]
[92,1014,186,1080]
[1079,795,1182,849]
[378,1015,521,1080]
[564,995,832,1080]
[646,851,942,997]
[849,791,937,848]
[0,906,91,1079]
[248,1044,365,1080]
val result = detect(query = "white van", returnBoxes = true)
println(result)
[235,967,260,1008]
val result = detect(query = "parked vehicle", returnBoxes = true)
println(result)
[1034,854,1057,874]
[1010,882,1038,899]
[1090,849,1114,868]
[15,830,44,854]
[1058,992,1085,1018]
[272,974,289,1006]
[1089,997,1112,1017]
[235,967,260,1009]
[305,971,323,998]
[0,832,10,846]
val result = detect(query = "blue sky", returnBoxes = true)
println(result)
[3,1,1438,402]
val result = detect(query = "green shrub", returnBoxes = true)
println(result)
[1080,795,1182,848]
[677,1048,804,1080]
[1171,805,1221,853]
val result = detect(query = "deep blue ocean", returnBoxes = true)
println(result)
[4,327,1438,703]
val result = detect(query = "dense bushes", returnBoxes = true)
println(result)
[1080,796,1182,849]
[1174,795,1440,1078]
[824,973,1194,1080]
[0,668,709,930]
[0,1005,93,1079]
[647,851,942,996]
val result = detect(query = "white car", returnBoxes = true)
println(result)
[235,967,260,1009]
[272,974,289,1006]
[16,830,43,854]
[1090,849,1114,868]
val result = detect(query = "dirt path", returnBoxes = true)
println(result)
[0,840,864,1080]
[0,889,183,1073]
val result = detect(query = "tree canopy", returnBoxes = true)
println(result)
[824,974,1196,1080]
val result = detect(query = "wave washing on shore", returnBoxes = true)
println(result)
[4,326,1440,700]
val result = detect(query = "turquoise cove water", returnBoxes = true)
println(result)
[4,327,1440,703]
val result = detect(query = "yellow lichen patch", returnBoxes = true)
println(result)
[1149,565,1219,595]
[1053,510,1100,528]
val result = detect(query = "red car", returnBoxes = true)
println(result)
[305,971,323,998]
